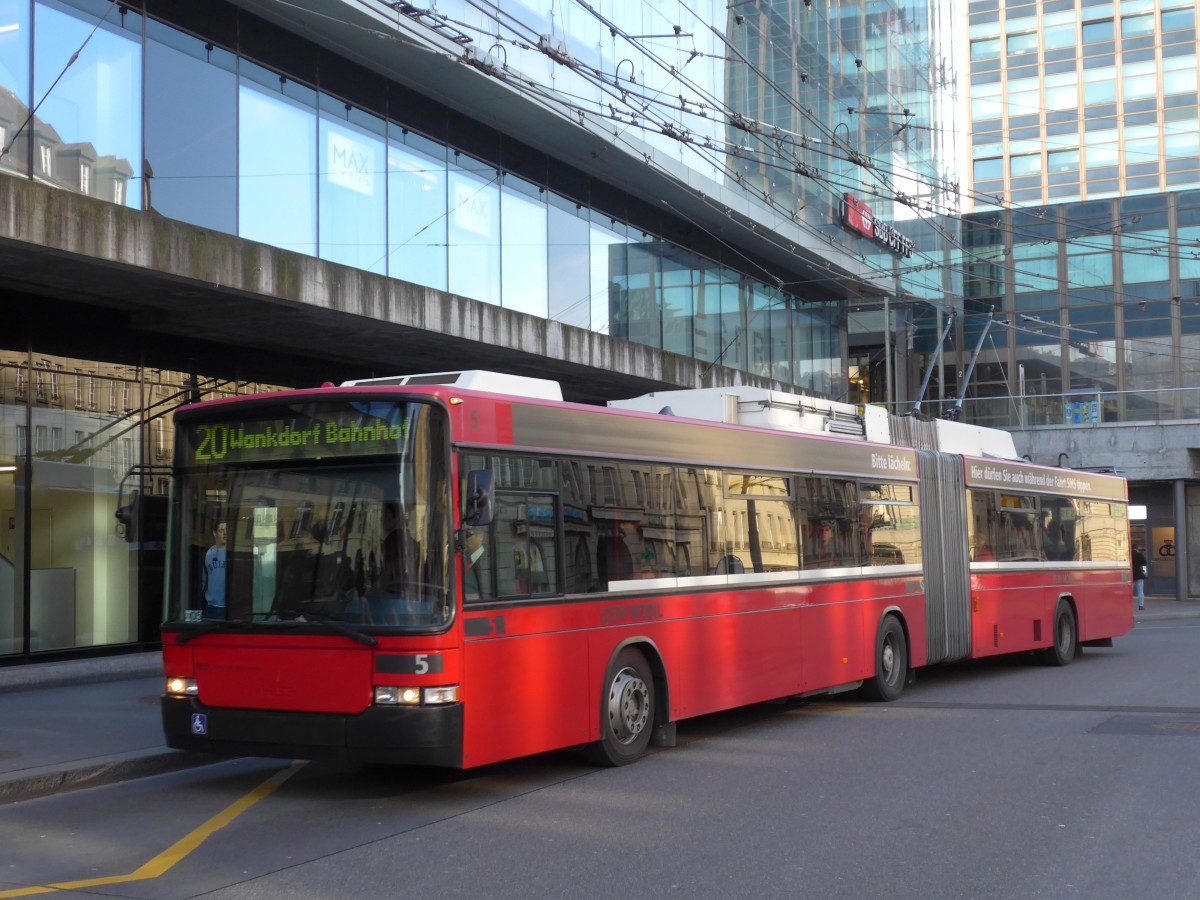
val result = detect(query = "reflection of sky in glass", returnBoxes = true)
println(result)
[447,169,499,305]
[501,186,547,317]
[0,1,29,100]
[239,83,315,255]
[144,32,236,233]
[34,2,140,205]
[319,114,385,273]
[387,142,448,290]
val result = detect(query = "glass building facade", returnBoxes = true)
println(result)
[958,191,1200,426]
[958,0,1200,420]
[968,0,1198,204]
[961,0,1200,600]
[0,0,960,659]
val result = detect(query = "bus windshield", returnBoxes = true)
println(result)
[166,399,451,630]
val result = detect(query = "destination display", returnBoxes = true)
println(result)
[179,401,420,465]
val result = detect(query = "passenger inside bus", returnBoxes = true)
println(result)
[462,526,491,601]
[971,532,994,561]
[809,519,839,567]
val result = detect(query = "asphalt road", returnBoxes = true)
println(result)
[3,619,1199,900]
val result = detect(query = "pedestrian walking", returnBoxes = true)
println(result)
[1132,545,1148,612]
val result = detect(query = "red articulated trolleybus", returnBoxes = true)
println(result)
[161,371,1134,768]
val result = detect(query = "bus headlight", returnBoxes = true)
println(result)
[374,685,460,706]
[422,685,460,705]
[165,677,198,697]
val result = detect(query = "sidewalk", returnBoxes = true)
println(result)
[0,651,212,805]
[1,596,1197,805]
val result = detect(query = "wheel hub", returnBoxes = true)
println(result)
[606,667,649,744]
[881,639,895,680]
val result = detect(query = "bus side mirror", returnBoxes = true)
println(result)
[463,470,494,527]
[115,490,140,543]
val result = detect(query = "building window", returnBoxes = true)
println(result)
[1011,153,1043,177]
[80,163,90,194]
[39,144,52,175]
[973,157,1004,181]
[1048,149,1081,173]
[971,38,1000,59]
[1081,19,1114,44]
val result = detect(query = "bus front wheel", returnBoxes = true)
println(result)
[861,615,907,702]
[586,647,655,766]
[1039,601,1077,667]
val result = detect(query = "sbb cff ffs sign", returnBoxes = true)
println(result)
[841,193,914,258]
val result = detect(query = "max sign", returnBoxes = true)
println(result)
[841,193,914,258]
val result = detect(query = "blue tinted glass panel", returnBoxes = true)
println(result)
[447,163,500,305]
[589,218,625,335]
[693,265,724,366]
[502,180,548,318]
[619,242,661,350]
[720,274,746,373]
[387,133,447,291]
[749,283,773,378]
[769,303,792,383]
[660,250,695,359]
[144,24,236,233]
[239,80,316,256]
[34,0,142,207]
[0,0,30,176]
[546,198,589,326]
[318,105,386,274]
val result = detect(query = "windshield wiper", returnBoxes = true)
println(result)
[278,607,379,647]
[172,617,256,644]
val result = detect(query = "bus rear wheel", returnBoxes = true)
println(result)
[586,647,655,766]
[1039,600,1077,667]
[861,615,907,702]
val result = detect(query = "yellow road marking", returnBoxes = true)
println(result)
[789,705,860,715]
[0,761,306,898]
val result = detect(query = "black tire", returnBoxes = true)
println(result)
[1039,600,1077,667]
[860,615,907,702]
[586,647,655,766]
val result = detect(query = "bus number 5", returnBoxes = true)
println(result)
[414,654,430,675]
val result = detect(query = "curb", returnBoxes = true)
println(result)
[0,748,216,806]
[0,653,161,694]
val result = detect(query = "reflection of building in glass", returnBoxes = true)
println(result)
[0,350,284,657]
[0,89,132,204]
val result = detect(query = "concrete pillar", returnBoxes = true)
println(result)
[1174,478,1188,601]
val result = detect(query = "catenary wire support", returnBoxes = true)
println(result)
[910,311,955,418]
[947,311,996,421]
